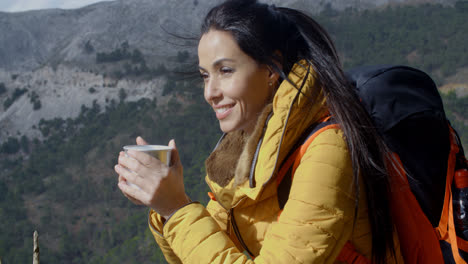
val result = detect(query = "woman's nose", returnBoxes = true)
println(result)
[204,78,222,102]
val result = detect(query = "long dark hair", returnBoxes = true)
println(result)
[201,0,396,263]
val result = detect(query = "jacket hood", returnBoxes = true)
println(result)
[205,61,329,209]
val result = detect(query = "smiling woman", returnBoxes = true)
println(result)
[198,30,277,134]
[114,0,404,263]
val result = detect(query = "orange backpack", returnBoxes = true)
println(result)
[277,66,468,263]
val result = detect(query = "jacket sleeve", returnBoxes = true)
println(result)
[150,129,357,263]
[148,199,235,263]
[148,209,183,264]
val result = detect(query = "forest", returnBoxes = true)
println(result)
[0,3,467,263]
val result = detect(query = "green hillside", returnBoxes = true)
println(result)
[314,2,468,147]
[1,3,467,263]
[0,80,218,263]
[316,3,468,83]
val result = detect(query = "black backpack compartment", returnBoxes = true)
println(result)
[346,65,450,226]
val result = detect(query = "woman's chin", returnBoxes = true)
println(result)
[219,124,234,134]
[219,121,239,134]
[219,120,256,135]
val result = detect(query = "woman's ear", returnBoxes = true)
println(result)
[267,64,281,88]
[269,50,283,86]
[268,67,280,84]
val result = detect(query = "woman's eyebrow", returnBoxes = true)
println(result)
[213,58,235,67]
[199,58,236,71]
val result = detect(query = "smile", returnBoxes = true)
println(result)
[214,104,235,120]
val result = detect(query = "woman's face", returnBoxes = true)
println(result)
[198,30,276,134]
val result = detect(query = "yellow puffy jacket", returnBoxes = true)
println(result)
[148,62,403,263]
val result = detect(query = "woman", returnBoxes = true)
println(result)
[114,0,403,263]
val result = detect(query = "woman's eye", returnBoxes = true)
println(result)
[200,72,209,80]
[220,67,233,74]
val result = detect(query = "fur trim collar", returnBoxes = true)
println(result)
[205,104,273,187]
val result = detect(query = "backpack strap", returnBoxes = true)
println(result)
[435,124,468,263]
[387,152,445,263]
[336,241,371,264]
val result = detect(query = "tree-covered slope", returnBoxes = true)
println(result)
[316,3,468,82]
[1,3,467,263]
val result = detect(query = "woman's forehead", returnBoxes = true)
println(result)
[198,30,246,67]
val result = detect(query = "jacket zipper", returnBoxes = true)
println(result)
[205,87,307,260]
[205,83,307,259]
[232,69,309,257]
[205,64,311,259]
[230,207,255,258]
[206,180,253,257]
[255,64,312,188]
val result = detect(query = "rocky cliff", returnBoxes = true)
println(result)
[0,0,458,143]
[0,0,457,71]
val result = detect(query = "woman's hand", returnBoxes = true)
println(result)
[115,137,190,219]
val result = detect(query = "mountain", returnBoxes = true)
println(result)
[0,0,458,71]
[0,0,207,71]
[0,0,209,142]
[0,0,461,144]
[0,1,467,263]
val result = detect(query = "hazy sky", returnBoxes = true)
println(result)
[0,0,112,12]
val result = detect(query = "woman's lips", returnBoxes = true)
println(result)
[214,104,235,120]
